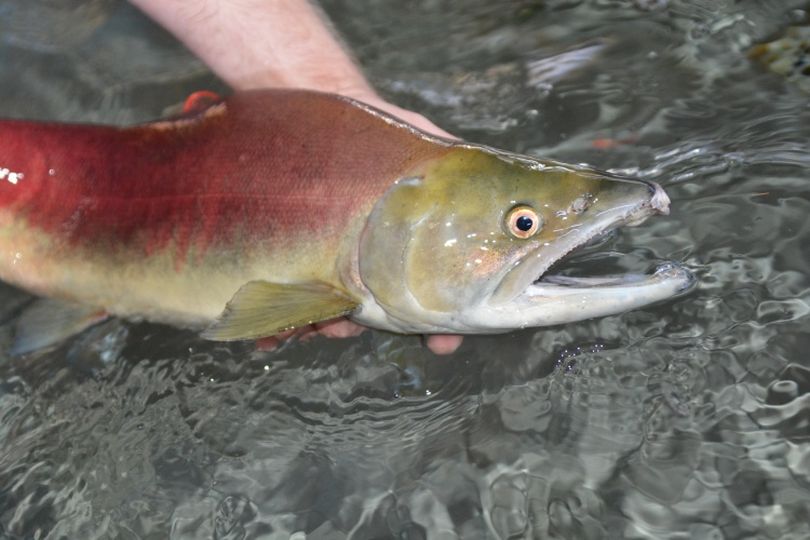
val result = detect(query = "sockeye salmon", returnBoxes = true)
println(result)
[0,89,694,354]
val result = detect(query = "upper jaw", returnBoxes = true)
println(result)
[490,180,672,305]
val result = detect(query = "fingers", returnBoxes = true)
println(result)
[255,318,463,355]
[425,334,464,355]
[314,319,366,338]
[254,325,317,351]
[254,319,364,351]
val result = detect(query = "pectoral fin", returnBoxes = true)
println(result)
[11,299,108,356]
[202,281,359,341]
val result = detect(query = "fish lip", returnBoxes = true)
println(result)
[491,180,671,303]
[533,261,696,293]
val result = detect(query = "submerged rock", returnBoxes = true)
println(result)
[749,24,810,94]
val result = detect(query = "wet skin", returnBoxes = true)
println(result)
[0,90,692,352]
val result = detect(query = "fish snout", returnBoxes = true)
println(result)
[647,181,671,215]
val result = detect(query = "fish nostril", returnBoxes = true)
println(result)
[570,193,594,214]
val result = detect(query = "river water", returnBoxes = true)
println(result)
[1,1,809,538]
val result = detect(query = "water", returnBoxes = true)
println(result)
[1,0,810,538]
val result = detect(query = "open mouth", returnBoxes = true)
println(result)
[537,257,692,289]
[535,223,667,289]
[523,181,694,296]
[536,231,634,285]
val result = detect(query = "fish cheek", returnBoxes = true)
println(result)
[404,221,510,313]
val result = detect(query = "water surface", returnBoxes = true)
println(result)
[1,1,809,538]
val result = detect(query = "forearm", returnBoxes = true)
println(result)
[129,0,377,98]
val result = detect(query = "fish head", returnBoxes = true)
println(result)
[355,145,694,333]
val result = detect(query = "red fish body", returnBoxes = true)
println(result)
[0,90,447,330]
[0,88,692,352]
[1,90,445,259]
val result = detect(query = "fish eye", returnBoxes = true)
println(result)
[505,205,542,239]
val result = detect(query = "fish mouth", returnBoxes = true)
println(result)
[534,182,677,284]
[484,181,695,328]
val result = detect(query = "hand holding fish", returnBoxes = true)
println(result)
[128,0,463,354]
[0,2,693,356]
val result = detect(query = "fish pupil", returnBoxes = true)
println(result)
[516,216,534,231]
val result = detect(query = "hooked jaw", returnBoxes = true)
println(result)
[466,180,694,331]
[481,262,694,330]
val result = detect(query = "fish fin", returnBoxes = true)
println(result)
[11,299,108,356]
[161,91,224,119]
[182,90,223,115]
[202,281,359,341]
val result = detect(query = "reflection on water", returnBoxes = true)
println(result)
[2,0,810,538]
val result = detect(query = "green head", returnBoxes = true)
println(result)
[354,145,693,333]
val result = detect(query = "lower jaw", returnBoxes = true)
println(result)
[525,261,695,297]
